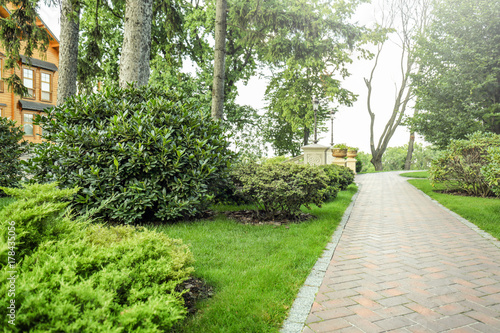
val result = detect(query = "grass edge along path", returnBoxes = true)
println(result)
[406,178,500,240]
[157,185,358,333]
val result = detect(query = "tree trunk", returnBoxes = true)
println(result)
[404,132,415,170]
[57,0,80,105]
[211,0,227,120]
[371,155,383,171]
[119,0,153,88]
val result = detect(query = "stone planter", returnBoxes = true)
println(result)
[346,150,358,158]
[332,148,347,158]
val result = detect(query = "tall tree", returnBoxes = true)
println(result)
[410,0,500,148]
[210,0,227,120]
[119,0,153,88]
[364,0,430,170]
[57,0,80,104]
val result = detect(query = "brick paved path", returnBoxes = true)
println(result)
[304,172,500,332]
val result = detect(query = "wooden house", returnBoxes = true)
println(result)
[0,4,59,143]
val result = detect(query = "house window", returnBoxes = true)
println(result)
[24,113,34,136]
[23,68,35,99]
[0,58,4,93]
[41,72,51,102]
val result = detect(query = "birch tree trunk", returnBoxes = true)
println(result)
[57,0,80,105]
[211,0,227,120]
[119,0,153,88]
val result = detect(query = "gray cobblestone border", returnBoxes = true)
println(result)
[280,185,361,333]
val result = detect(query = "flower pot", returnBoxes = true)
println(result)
[332,148,347,158]
[346,150,358,158]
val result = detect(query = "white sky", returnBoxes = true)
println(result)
[39,1,423,154]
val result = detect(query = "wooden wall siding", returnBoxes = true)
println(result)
[0,5,59,143]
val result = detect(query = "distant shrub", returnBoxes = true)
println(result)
[25,85,234,223]
[320,164,355,191]
[0,117,29,193]
[430,132,500,197]
[482,146,500,197]
[0,183,79,261]
[231,163,329,219]
[356,159,363,173]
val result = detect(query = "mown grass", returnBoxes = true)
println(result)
[399,171,429,178]
[408,179,500,240]
[155,185,358,333]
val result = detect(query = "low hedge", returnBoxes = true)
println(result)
[231,163,330,219]
[320,164,355,191]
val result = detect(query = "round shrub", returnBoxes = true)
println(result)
[320,164,355,191]
[430,132,500,197]
[0,224,194,332]
[25,85,235,223]
[0,117,29,194]
[231,163,330,219]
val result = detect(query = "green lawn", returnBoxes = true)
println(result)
[155,185,358,333]
[407,179,500,239]
[399,171,429,178]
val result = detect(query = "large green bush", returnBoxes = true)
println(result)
[231,163,330,219]
[0,184,194,332]
[482,146,500,196]
[0,117,29,193]
[430,132,500,197]
[25,85,234,223]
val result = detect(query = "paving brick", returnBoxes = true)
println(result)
[293,172,500,333]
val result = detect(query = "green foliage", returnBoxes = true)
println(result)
[0,223,194,332]
[429,132,500,197]
[482,147,500,196]
[231,163,330,218]
[0,183,79,262]
[356,159,363,173]
[0,117,29,192]
[25,85,234,223]
[320,164,354,191]
[333,143,349,149]
[411,0,500,147]
[356,151,375,173]
[382,144,438,171]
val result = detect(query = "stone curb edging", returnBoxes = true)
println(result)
[280,185,361,333]
[412,184,500,250]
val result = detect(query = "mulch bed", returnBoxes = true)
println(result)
[176,277,215,315]
[223,209,316,225]
[434,190,498,198]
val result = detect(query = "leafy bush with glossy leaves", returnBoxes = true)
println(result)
[430,132,500,197]
[0,117,29,194]
[231,163,330,219]
[482,146,500,197]
[25,85,234,223]
[0,184,194,332]
[320,164,355,191]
